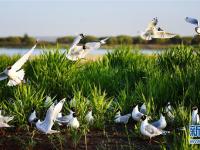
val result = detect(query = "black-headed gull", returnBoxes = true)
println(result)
[140,18,176,40]
[185,17,200,34]
[0,42,37,86]
[85,107,94,124]
[140,115,169,143]
[164,102,174,120]
[132,105,144,121]
[114,113,131,124]
[36,98,65,134]
[56,107,75,124]
[0,110,14,127]
[191,106,199,125]
[68,113,80,129]
[151,112,167,130]
[28,108,37,124]
[66,34,85,61]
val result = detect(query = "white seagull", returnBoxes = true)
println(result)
[114,113,131,124]
[132,105,144,121]
[151,112,167,130]
[85,108,94,124]
[36,98,65,134]
[140,115,169,143]
[56,108,75,124]
[140,17,176,40]
[28,108,37,124]
[191,106,199,125]
[140,103,147,114]
[0,42,37,86]
[66,34,85,61]
[164,102,174,120]
[185,17,200,34]
[68,113,80,129]
[0,110,14,127]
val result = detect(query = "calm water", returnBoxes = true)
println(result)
[0,48,162,56]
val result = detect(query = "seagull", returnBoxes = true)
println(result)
[114,113,131,124]
[0,110,14,127]
[132,105,144,121]
[151,112,167,130]
[185,17,200,34]
[0,42,37,86]
[140,17,176,40]
[56,108,75,124]
[191,106,199,125]
[80,37,109,59]
[36,98,65,134]
[140,115,169,143]
[66,34,85,61]
[68,113,80,129]
[140,103,147,114]
[164,102,174,120]
[28,108,37,124]
[85,108,94,124]
[0,110,14,123]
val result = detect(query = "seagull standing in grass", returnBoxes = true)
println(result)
[36,98,65,134]
[68,113,80,129]
[185,17,200,34]
[151,112,167,130]
[56,108,75,124]
[114,113,131,124]
[140,115,169,143]
[140,18,176,40]
[28,108,37,124]
[85,108,94,124]
[191,106,199,125]
[0,42,37,86]
[0,110,14,127]
[132,105,144,121]
[165,102,174,120]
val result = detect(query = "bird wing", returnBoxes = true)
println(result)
[185,17,199,26]
[52,98,65,120]
[151,120,161,128]
[140,30,153,41]
[145,124,162,135]
[0,72,8,81]
[100,37,109,44]
[11,44,37,72]
[85,42,101,50]
[152,31,176,39]
[68,35,82,53]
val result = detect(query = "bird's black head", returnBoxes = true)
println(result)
[192,106,198,111]
[141,115,146,121]
[7,66,12,70]
[71,107,75,112]
[31,107,36,113]
[161,112,166,116]
[73,113,77,118]
[80,34,84,38]
[83,45,86,50]
[88,107,92,111]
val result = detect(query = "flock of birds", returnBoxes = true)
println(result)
[0,17,199,142]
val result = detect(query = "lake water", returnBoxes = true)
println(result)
[0,48,162,56]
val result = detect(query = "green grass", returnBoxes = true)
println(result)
[0,45,199,149]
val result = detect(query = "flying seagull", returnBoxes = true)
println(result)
[36,98,65,134]
[140,17,176,40]
[0,42,37,86]
[132,105,144,121]
[66,34,85,61]
[151,112,167,130]
[140,115,170,143]
[185,17,200,34]
[191,106,199,125]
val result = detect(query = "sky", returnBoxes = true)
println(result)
[0,0,199,37]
